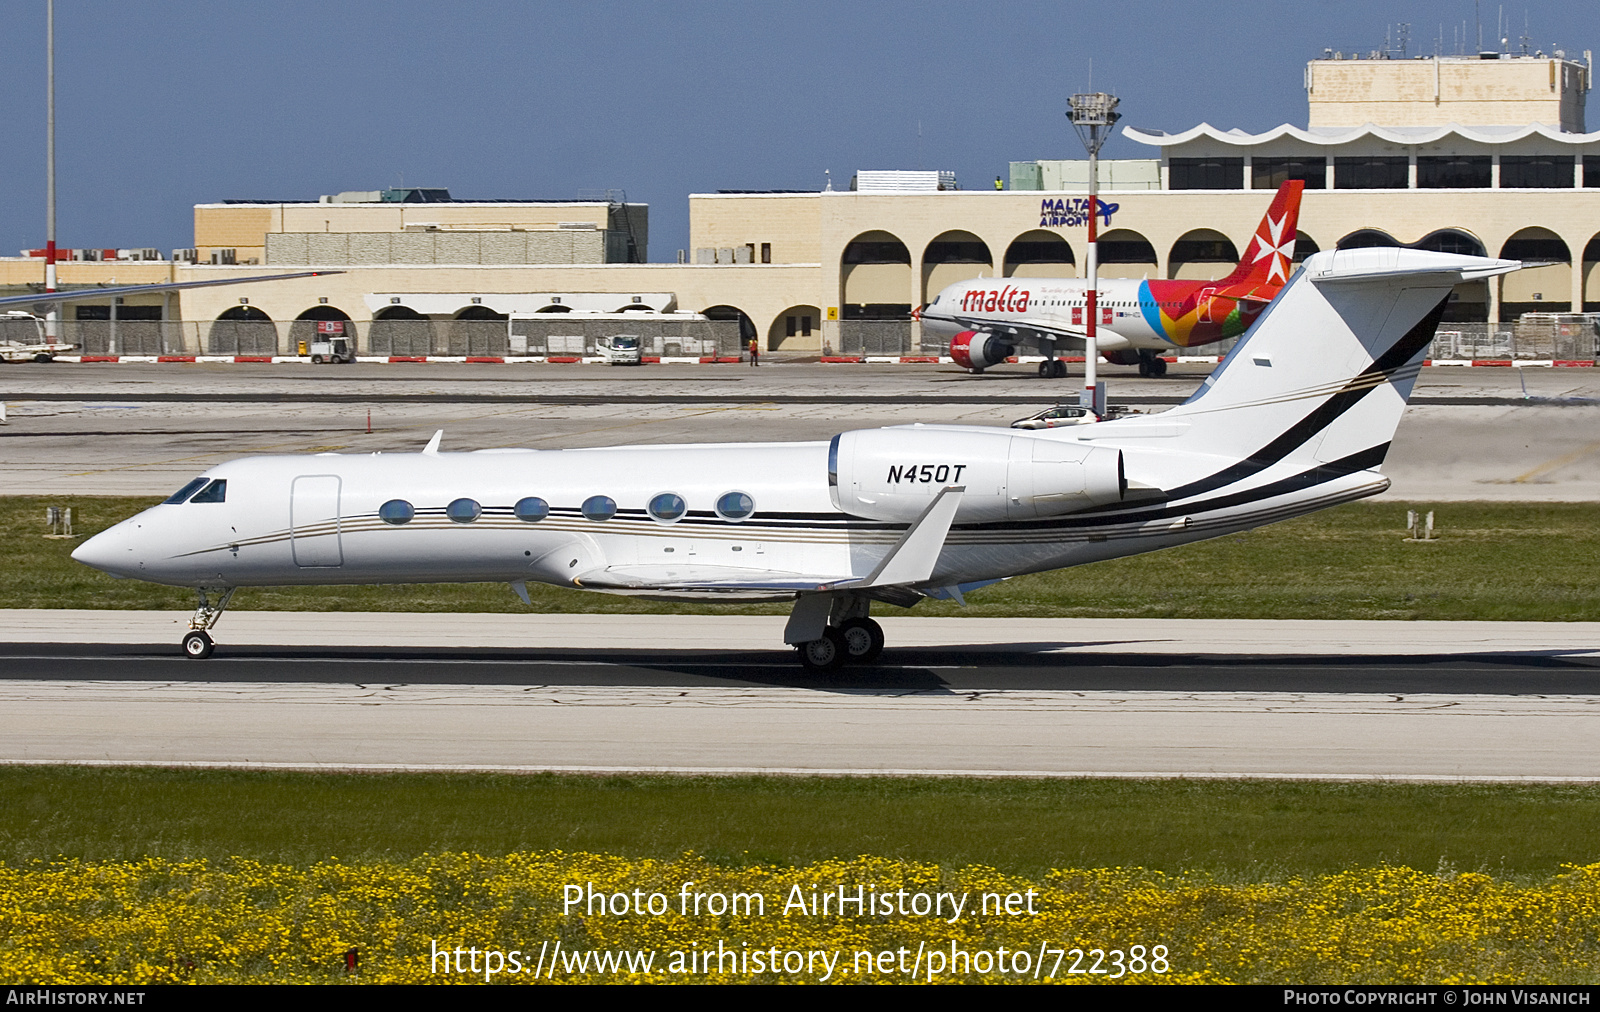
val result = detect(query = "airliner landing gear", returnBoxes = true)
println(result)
[1037,358,1067,379]
[1136,351,1169,377]
[184,586,235,660]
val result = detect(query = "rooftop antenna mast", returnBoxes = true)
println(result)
[1067,89,1119,416]
[44,0,56,338]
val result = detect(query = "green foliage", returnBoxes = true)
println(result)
[4,768,1600,880]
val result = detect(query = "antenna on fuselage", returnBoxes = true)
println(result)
[422,430,443,455]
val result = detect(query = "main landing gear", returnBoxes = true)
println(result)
[797,617,885,674]
[183,586,235,659]
[1037,358,1068,379]
[1137,350,1169,377]
[792,594,886,674]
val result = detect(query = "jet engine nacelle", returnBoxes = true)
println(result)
[829,427,1125,524]
[949,330,1014,371]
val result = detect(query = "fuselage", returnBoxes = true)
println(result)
[919,274,1275,353]
[72,424,1388,603]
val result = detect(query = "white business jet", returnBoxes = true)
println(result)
[73,248,1516,672]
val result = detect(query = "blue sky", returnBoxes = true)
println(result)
[0,1,1592,260]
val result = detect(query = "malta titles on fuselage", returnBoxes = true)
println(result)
[918,181,1304,376]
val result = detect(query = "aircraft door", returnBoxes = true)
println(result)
[291,475,343,568]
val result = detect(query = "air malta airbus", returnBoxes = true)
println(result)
[918,181,1304,378]
[73,246,1518,674]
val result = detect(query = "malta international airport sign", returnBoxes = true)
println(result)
[1039,197,1118,229]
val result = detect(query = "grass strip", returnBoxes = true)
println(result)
[8,496,1600,620]
[5,767,1600,879]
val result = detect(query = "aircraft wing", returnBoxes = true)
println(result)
[923,310,1083,344]
[0,270,344,311]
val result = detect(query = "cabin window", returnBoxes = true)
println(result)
[715,490,755,521]
[514,497,550,522]
[378,499,414,525]
[163,478,208,504]
[446,498,482,523]
[648,492,687,523]
[582,495,617,522]
[188,479,227,504]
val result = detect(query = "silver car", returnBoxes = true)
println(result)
[1010,405,1096,429]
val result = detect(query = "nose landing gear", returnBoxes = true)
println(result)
[183,586,235,659]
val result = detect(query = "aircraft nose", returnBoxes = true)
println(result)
[72,525,137,578]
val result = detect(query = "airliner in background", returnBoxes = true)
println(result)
[918,181,1304,378]
[72,246,1517,673]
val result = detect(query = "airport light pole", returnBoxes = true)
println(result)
[1068,91,1119,415]
[44,0,57,338]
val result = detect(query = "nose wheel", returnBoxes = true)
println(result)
[182,586,235,660]
[183,630,215,660]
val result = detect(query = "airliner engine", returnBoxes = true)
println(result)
[948,330,1014,371]
[828,427,1125,523]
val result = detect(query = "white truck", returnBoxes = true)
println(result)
[0,311,76,362]
[596,334,643,365]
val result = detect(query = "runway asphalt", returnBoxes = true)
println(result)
[2,614,1597,780]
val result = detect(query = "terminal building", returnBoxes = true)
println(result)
[1,48,1596,358]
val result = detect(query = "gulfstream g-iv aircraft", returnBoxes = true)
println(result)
[73,247,1515,672]
[918,181,1304,377]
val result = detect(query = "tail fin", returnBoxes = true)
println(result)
[1217,180,1304,288]
[1161,248,1519,482]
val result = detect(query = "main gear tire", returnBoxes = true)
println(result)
[838,617,885,664]
[798,627,847,674]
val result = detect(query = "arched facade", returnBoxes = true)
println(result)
[921,230,992,296]
[703,304,757,349]
[1336,228,1401,249]
[289,305,353,355]
[1585,233,1600,313]
[1095,229,1158,279]
[1168,229,1240,280]
[1500,227,1572,320]
[207,305,277,356]
[1413,229,1487,257]
[1004,230,1075,278]
[768,304,822,350]
[370,304,433,356]
[1293,231,1321,262]
[840,230,912,320]
[450,305,509,356]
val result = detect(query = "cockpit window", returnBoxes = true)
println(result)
[163,478,209,504]
[188,479,227,504]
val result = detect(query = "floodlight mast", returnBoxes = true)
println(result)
[44,0,56,338]
[1068,91,1119,414]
